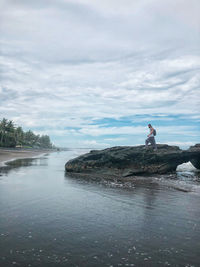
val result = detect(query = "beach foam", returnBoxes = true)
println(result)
[176,161,197,172]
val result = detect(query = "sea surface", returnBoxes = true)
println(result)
[0,150,200,267]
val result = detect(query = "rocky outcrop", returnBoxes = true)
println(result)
[65,144,200,178]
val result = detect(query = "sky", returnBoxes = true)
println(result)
[0,0,200,148]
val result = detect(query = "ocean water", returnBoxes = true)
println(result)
[0,150,200,267]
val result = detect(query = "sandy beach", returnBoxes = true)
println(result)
[0,148,53,166]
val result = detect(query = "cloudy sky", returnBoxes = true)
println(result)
[1,0,200,148]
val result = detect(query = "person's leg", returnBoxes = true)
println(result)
[151,137,157,150]
[145,137,150,148]
[154,138,157,150]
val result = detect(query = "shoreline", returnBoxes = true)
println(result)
[0,148,55,167]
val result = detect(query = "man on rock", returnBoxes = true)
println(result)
[145,124,157,151]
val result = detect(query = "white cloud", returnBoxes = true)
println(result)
[167,141,195,149]
[0,0,200,147]
[77,125,198,137]
[104,137,127,142]
[82,140,110,148]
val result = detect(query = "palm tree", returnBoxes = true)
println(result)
[16,126,24,146]
[0,118,8,146]
[0,118,54,148]
[24,130,36,147]
[39,135,52,148]
[5,120,16,147]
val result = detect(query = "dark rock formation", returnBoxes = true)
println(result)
[65,144,200,178]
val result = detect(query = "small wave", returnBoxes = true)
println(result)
[153,174,200,194]
[176,161,198,172]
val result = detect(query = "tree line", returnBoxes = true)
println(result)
[0,118,54,149]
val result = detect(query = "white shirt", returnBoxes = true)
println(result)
[149,128,154,137]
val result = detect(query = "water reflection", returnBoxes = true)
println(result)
[0,156,49,176]
[64,170,200,266]
[65,168,200,186]
[64,168,200,197]
[0,151,200,267]
[176,170,200,182]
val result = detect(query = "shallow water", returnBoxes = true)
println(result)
[0,150,200,267]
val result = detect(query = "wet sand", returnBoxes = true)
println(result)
[0,148,54,166]
[0,149,200,267]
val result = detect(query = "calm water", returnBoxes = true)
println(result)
[0,150,200,267]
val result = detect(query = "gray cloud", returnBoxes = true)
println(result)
[2,0,199,62]
[0,0,200,147]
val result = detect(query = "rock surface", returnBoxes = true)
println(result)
[65,144,200,178]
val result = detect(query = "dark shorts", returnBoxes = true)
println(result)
[145,136,157,149]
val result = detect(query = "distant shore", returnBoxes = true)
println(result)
[0,148,55,166]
